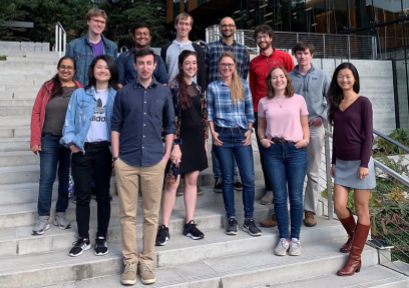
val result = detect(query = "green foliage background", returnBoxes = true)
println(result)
[0,0,168,47]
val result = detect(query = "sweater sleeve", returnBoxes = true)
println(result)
[360,98,374,168]
[331,126,337,165]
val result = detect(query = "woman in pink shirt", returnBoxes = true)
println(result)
[257,66,310,256]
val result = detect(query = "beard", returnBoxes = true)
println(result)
[258,41,272,51]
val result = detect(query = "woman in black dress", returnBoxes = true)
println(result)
[156,50,208,245]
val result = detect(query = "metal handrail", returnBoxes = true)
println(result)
[55,22,66,58]
[373,129,409,154]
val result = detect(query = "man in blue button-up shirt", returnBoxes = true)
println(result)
[111,49,175,285]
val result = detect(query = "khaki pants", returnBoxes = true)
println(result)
[304,125,325,213]
[115,158,166,267]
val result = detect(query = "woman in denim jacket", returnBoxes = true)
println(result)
[61,55,119,257]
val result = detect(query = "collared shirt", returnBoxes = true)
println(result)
[207,79,254,129]
[249,47,294,112]
[111,78,176,167]
[116,47,169,85]
[204,39,250,85]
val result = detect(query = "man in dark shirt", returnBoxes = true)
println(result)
[111,49,175,286]
[116,23,168,87]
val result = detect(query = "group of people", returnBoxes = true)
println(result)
[29,8,376,286]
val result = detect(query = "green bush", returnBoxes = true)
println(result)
[373,128,409,156]
[0,55,6,61]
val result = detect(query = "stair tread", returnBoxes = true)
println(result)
[274,265,409,288]
[0,235,356,274]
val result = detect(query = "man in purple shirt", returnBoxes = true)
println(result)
[65,8,117,85]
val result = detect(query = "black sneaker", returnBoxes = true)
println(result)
[155,225,170,246]
[68,237,91,257]
[94,236,109,256]
[183,220,205,240]
[226,218,238,235]
[243,218,262,237]
[233,176,243,191]
[214,178,222,193]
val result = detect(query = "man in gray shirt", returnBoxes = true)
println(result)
[289,41,331,227]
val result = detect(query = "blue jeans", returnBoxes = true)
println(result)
[264,142,308,239]
[213,127,255,219]
[212,148,239,179]
[38,134,71,216]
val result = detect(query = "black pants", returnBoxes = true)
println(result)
[71,145,112,239]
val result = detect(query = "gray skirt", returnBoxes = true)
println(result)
[334,157,376,189]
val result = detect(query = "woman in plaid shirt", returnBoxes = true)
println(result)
[207,51,261,237]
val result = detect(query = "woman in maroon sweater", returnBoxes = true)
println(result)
[328,63,376,276]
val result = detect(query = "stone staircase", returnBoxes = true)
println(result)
[0,46,408,288]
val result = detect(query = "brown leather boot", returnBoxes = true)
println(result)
[337,223,370,276]
[260,214,277,227]
[339,208,356,253]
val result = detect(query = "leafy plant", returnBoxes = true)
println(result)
[373,128,409,156]
[0,55,6,61]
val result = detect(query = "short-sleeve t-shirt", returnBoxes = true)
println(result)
[258,93,308,141]
[85,89,108,142]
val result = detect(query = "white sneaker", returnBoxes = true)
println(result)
[275,238,290,256]
[289,238,302,256]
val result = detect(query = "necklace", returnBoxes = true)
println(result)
[274,97,286,108]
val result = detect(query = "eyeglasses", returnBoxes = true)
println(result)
[219,63,235,68]
[91,18,106,25]
[220,24,236,28]
[59,65,74,71]
[256,35,269,41]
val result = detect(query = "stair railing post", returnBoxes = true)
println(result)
[325,124,334,220]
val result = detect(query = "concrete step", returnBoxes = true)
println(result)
[0,183,268,228]
[0,68,54,75]
[273,265,409,288]
[0,116,30,127]
[0,202,273,257]
[5,86,41,95]
[2,238,377,288]
[0,106,33,117]
[0,164,39,184]
[0,100,35,107]
[0,137,30,152]
[0,126,30,138]
[0,151,38,166]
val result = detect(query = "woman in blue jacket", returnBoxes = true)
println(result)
[61,55,119,257]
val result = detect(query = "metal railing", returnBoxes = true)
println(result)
[324,127,409,276]
[55,22,66,58]
[205,26,377,59]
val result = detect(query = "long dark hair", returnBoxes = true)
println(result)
[50,56,76,98]
[327,62,360,125]
[85,55,119,90]
[175,50,197,110]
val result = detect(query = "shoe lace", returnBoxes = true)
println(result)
[158,226,168,238]
[124,262,135,273]
[35,219,48,229]
[305,211,314,218]
[95,237,106,247]
[140,260,153,272]
[72,237,87,247]
[279,238,289,248]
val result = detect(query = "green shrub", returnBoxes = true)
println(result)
[0,55,6,61]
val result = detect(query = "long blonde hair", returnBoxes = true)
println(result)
[218,51,244,104]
